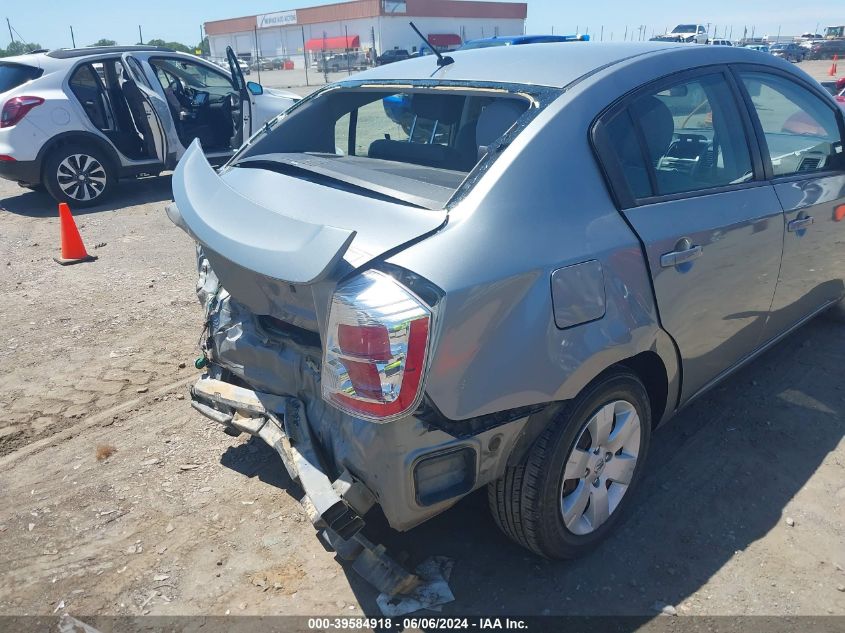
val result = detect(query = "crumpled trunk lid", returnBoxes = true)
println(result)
[167,141,447,333]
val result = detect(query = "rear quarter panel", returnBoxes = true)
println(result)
[386,61,687,421]
[389,45,809,423]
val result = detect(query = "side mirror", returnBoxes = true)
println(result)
[247,81,263,96]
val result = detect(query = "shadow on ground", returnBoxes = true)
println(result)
[0,175,173,217]
[331,315,843,617]
[221,436,304,502]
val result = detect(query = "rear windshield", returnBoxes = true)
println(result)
[0,62,43,94]
[231,85,537,209]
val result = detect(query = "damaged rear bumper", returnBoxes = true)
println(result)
[191,375,422,596]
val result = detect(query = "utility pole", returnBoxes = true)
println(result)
[253,26,261,83]
[70,25,76,47]
[322,31,328,83]
[199,24,204,55]
[775,25,781,43]
[623,25,628,41]
[302,26,310,86]
[600,25,603,41]
[7,18,15,43]
[345,25,351,76]
[138,25,143,45]
[370,24,377,64]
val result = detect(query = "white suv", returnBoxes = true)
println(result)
[0,45,298,206]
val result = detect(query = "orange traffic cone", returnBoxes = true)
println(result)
[829,54,838,77]
[54,202,96,265]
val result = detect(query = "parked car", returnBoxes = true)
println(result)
[376,48,410,65]
[459,34,589,50]
[235,58,251,75]
[318,52,367,73]
[808,39,845,60]
[253,58,277,71]
[653,24,708,44]
[167,42,845,578]
[708,39,733,46]
[0,45,298,206]
[769,42,806,62]
[743,44,770,53]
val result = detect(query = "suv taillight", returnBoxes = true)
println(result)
[322,270,433,422]
[0,96,44,128]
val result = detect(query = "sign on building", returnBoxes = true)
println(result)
[257,10,297,29]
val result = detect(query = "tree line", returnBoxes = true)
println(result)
[0,37,209,57]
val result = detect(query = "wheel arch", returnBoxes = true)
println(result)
[615,351,670,427]
[507,345,677,468]
[37,131,122,183]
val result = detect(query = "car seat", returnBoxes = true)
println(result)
[121,80,160,159]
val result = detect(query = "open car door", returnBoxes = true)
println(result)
[226,46,252,146]
[119,53,173,163]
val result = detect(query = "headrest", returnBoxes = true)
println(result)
[476,99,529,150]
[411,93,464,125]
[631,96,674,164]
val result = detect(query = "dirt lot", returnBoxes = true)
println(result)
[1,65,844,623]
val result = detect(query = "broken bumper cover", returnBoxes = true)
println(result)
[190,375,421,596]
[191,376,365,540]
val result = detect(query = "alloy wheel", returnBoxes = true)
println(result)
[559,400,642,535]
[56,154,107,202]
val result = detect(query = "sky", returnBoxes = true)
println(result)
[2,0,842,50]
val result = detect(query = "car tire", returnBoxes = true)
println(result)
[489,369,652,559]
[43,143,115,208]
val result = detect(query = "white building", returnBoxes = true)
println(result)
[204,0,527,66]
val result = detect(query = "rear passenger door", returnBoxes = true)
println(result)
[734,68,845,338]
[593,68,784,402]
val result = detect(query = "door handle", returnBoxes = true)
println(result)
[787,216,814,232]
[660,244,703,268]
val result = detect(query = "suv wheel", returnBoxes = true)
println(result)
[43,144,115,208]
[489,370,652,559]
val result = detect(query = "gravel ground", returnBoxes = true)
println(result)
[0,57,844,623]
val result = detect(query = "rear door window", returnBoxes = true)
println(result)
[0,62,43,93]
[69,63,111,130]
[599,72,754,201]
[738,71,844,177]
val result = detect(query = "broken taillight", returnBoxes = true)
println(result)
[322,270,433,422]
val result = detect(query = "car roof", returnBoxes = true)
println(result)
[349,42,801,90]
[351,42,687,88]
[1,47,220,78]
[45,45,174,59]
